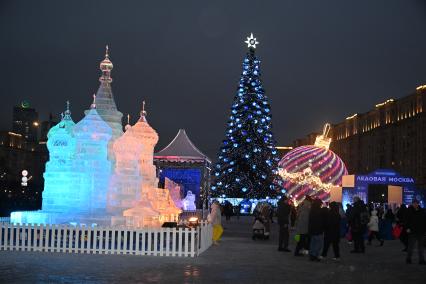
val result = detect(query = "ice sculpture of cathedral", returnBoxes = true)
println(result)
[85,46,123,163]
[122,103,181,228]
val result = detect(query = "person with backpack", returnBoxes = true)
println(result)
[348,196,369,253]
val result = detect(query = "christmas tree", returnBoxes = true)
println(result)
[212,34,282,199]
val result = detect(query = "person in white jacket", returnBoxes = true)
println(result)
[368,210,384,246]
[208,201,223,245]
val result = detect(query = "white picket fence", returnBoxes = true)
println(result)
[0,221,212,257]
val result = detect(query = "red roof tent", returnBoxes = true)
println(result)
[154,129,211,163]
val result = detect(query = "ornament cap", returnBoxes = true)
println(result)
[314,123,332,150]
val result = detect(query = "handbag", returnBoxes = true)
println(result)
[392,224,402,239]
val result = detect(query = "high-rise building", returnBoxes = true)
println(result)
[12,101,39,143]
[40,113,58,142]
[292,86,426,189]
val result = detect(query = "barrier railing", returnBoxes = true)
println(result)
[0,221,212,257]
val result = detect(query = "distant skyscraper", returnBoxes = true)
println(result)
[12,101,39,142]
[85,46,123,162]
[40,113,58,142]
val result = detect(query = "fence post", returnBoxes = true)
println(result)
[165,228,170,257]
[190,228,196,257]
[147,228,152,256]
[141,229,146,256]
[159,228,164,256]
[153,229,158,256]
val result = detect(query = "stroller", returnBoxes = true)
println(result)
[252,202,271,240]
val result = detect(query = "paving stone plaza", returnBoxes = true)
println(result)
[1,217,425,283]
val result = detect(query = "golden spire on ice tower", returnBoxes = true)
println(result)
[124,114,131,131]
[90,94,97,109]
[314,123,332,150]
[140,101,147,122]
[99,45,113,83]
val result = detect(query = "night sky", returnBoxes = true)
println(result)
[1,1,426,159]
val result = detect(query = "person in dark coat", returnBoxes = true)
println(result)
[308,198,326,261]
[224,201,233,221]
[397,204,409,251]
[405,200,426,265]
[348,197,368,253]
[277,195,291,252]
[321,202,341,260]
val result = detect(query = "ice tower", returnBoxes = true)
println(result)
[85,46,123,163]
[107,114,144,223]
[73,95,113,223]
[123,102,181,228]
[11,102,81,224]
[42,101,78,213]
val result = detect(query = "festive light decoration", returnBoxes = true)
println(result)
[278,123,348,204]
[245,33,259,49]
[212,34,281,199]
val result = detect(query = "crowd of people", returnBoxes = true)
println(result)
[275,195,426,265]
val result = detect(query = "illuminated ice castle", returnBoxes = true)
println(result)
[11,49,180,227]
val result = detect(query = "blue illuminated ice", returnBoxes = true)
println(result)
[182,191,196,211]
[11,98,113,225]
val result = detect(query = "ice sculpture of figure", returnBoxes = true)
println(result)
[11,101,79,224]
[73,95,112,222]
[182,191,196,211]
[123,102,181,228]
[107,114,144,224]
[165,177,183,209]
[85,46,123,164]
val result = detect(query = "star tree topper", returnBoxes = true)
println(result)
[245,33,259,48]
